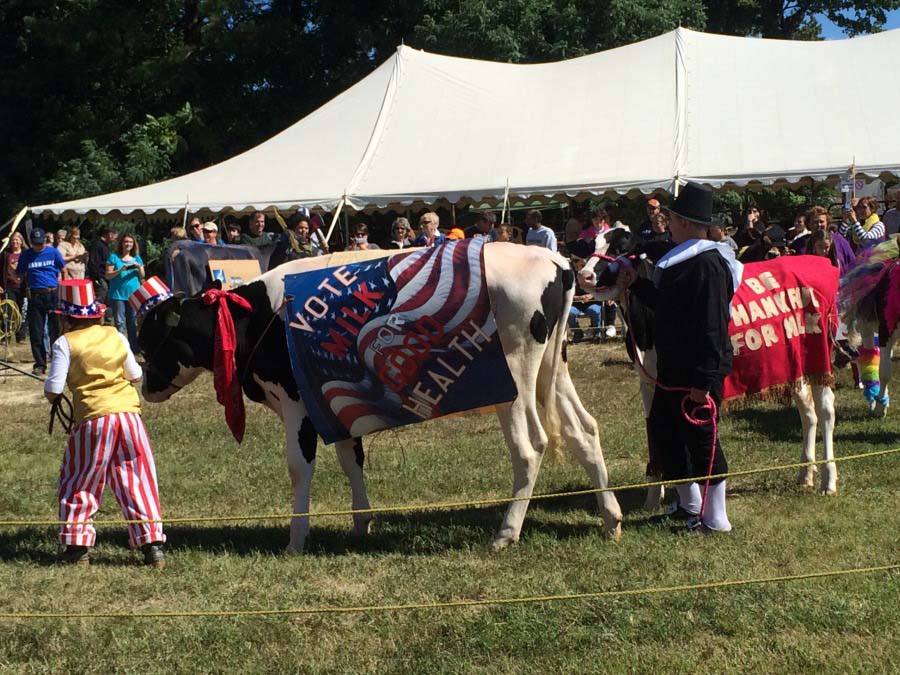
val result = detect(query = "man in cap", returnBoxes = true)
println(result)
[201,221,220,245]
[16,228,67,374]
[616,182,743,534]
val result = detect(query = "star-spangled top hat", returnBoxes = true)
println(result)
[128,276,175,318]
[56,279,106,319]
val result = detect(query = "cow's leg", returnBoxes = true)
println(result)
[553,367,623,539]
[335,437,373,537]
[792,382,818,489]
[283,405,316,554]
[637,348,663,510]
[492,394,547,552]
[812,384,837,495]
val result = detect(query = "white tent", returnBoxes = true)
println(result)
[30,27,900,220]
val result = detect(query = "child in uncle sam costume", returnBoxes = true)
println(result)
[44,279,166,567]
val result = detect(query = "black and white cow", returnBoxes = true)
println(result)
[139,244,623,553]
[578,226,838,508]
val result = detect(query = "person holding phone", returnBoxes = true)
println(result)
[105,234,145,354]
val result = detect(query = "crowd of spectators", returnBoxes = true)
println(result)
[3,188,897,372]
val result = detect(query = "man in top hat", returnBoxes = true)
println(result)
[615,182,743,534]
[16,227,66,374]
[44,279,165,566]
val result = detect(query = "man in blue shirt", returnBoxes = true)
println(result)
[16,228,65,374]
[524,209,558,252]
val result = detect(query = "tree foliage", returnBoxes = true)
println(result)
[0,0,895,216]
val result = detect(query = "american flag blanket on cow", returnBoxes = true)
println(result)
[723,255,839,405]
[283,238,517,444]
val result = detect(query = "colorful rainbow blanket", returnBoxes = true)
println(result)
[723,256,839,403]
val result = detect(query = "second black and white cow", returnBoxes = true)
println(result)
[139,244,623,553]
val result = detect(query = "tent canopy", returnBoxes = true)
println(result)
[32,28,900,219]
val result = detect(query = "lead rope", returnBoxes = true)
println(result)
[49,394,74,435]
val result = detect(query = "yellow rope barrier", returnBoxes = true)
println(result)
[1,563,896,619]
[0,447,896,528]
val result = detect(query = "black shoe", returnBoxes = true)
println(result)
[32,365,46,375]
[142,542,165,569]
[672,515,731,536]
[571,329,584,344]
[648,503,697,525]
[58,545,90,566]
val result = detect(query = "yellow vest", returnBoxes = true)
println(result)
[65,324,141,425]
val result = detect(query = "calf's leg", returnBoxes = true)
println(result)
[284,406,317,554]
[492,395,547,552]
[792,383,818,489]
[812,385,837,495]
[552,367,622,539]
[874,330,895,418]
[335,437,373,536]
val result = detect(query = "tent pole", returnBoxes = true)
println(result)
[181,197,190,230]
[0,206,29,256]
[500,179,510,223]
[324,196,347,244]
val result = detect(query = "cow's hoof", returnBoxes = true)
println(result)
[284,544,305,555]
[606,520,623,542]
[353,517,374,537]
[820,487,838,496]
[490,534,517,553]
[874,402,887,418]
[796,466,817,488]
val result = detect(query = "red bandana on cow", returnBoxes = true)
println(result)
[202,288,252,442]
[723,256,839,404]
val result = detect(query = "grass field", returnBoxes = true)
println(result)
[0,338,898,674]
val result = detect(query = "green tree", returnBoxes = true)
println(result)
[704,0,900,39]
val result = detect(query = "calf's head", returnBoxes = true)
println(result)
[138,295,211,402]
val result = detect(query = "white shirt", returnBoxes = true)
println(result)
[45,331,142,395]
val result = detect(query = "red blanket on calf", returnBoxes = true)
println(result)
[723,256,839,403]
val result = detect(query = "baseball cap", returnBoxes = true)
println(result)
[646,198,661,207]
[201,222,218,232]
[30,228,46,244]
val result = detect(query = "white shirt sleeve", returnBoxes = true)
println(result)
[117,331,143,381]
[44,337,70,395]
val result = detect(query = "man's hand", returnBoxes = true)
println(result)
[616,266,637,289]
[574,293,593,303]
[689,387,709,403]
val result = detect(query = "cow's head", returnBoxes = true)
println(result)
[577,226,638,294]
[138,294,210,402]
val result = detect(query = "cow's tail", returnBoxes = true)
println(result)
[541,259,575,460]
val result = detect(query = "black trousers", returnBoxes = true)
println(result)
[27,289,59,370]
[647,381,728,485]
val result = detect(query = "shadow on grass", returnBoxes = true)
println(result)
[0,501,613,561]
[727,407,803,442]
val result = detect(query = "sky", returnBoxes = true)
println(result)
[818,9,900,39]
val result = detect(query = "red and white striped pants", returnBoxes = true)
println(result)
[58,412,165,548]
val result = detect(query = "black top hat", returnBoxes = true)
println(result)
[666,182,713,226]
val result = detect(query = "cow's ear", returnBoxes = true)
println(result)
[148,294,184,327]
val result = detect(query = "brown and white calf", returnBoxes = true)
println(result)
[578,227,838,508]
[138,244,623,553]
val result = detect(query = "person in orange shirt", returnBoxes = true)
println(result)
[44,279,165,567]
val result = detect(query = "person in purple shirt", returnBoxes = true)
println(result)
[16,227,65,374]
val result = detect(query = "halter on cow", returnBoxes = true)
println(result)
[138,243,623,553]
[578,227,839,506]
